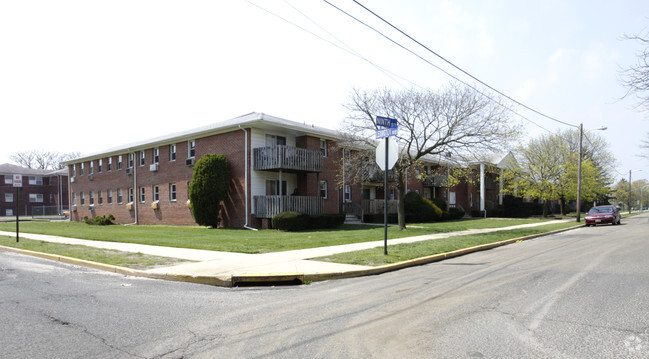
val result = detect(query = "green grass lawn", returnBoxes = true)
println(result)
[0,218,563,254]
[0,236,188,269]
[314,221,579,266]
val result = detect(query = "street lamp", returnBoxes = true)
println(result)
[576,124,607,222]
[628,169,642,214]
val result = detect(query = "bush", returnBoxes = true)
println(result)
[363,213,398,224]
[405,191,441,222]
[448,207,465,220]
[272,212,345,231]
[431,197,448,212]
[189,154,231,228]
[83,214,115,225]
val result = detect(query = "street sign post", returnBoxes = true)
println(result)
[374,116,398,255]
[13,174,22,242]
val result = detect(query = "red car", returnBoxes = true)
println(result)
[585,205,621,226]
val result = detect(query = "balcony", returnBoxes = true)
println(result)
[253,145,323,173]
[362,199,398,215]
[361,163,395,183]
[423,175,449,187]
[253,195,324,219]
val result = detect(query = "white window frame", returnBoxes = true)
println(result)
[152,185,159,202]
[319,180,328,199]
[89,161,94,174]
[118,155,123,170]
[29,193,44,203]
[139,151,145,167]
[188,140,196,158]
[98,159,103,173]
[89,191,94,205]
[107,157,112,171]
[169,183,177,201]
[5,193,13,203]
[344,185,351,202]
[80,192,85,205]
[117,189,123,204]
[128,153,134,168]
[139,187,146,203]
[6,209,13,216]
[170,144,177,161]
[320,139,327,157]
[98,190,103,205]
[80,163,85,175]
[5,175,13,184]
[28,176,43,185]
[128,188,134,203]
[153,148,159,164]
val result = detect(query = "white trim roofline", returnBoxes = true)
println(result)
[62,112,341,164]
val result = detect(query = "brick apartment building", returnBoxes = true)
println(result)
[63,112,507,228]
[0,163,68,217]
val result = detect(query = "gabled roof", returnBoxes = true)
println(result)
[0,163,67,176]
[63,112,341,164]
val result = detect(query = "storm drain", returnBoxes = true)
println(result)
[232,274,304,287]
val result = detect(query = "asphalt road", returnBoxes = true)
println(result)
[1,214,648,358]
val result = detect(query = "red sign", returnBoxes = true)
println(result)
[12,174,22,187]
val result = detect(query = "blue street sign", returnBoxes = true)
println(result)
[376,116,397,128]
[375,127,398,139]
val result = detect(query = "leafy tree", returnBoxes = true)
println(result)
[189,154,231,228]
[503,129,613,216]
[11,149,81,170]
[340,84,519,230]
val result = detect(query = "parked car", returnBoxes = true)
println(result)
[585,205,621,226]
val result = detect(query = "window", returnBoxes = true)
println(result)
[390,188,395,200]
[117,189,123,204]
[98,190,103,204]
[28,176,43,185]
[343,148,351,160]
[169,183,177,201]
[170,144,176,161]
[128,188,134,203]
[6,209,13,216]
[4,175,12,184]
[89,161,94,174]
[80,192,85,205]
[29,193,44,203]
[139,151,145,166]
[320,139,327,157]
[117,155,123,170]
[107,157,112,171]
[5,193,13,203]
[265,134,286,146]
[89,191,94,205]
[344,185,351,202]
[153,148,159,164]
[152,185,159,202]
[265,180,287,196]
[72,165,77,178]
[139,187,145,203]
[188,140,196,158]
[80,163,85,175]
[319,180,328,199]
[98,159,103,173]
[72,193,77,205]
[128,153,134,168]
[107,190,113,204]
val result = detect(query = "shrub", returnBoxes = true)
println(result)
[431,197,448,212]
[83,214,115,225]
[272,212,310,231]
[189,154,231,228]
[405,191,441,222]
[448,207,465,220]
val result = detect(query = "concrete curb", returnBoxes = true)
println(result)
[1,225,581,287]
[0,245,232,287]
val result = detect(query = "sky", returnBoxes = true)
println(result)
[2,0,649,183]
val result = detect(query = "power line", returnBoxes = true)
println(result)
[322,0,551,133]
[351,0,577,129]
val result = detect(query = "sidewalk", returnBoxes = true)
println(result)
[0,220,574,286]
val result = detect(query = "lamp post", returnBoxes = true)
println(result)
[576,124,607,222]
[628,169,642,214]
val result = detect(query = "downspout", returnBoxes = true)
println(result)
[125,150,138,226]
[239,125,257,230]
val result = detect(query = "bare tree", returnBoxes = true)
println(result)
[340,84,520,230]
[620,30,649,158]
[11,149,81,170]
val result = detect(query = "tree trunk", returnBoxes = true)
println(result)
[397,170,407,230]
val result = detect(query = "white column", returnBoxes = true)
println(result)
[480,163,485,212]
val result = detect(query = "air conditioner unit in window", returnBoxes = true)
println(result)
[186,158,195,166]
[71,205,77,212]
[149,163,159,172]
[125,168,132,175]
[88,174,94,181]
[70,177,76,183]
